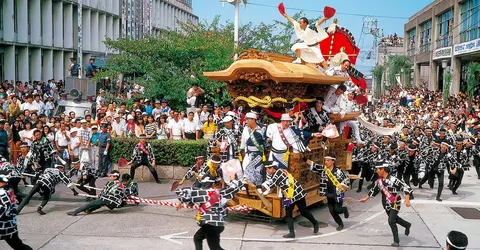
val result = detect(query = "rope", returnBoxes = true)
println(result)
[126,195,252,213]
[235,96,316,108]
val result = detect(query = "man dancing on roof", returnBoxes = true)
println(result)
[282,12,330,69]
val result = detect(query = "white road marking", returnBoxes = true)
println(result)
[158,211,384,244]
[411,199,480,207]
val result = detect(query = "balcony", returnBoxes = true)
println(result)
[436,36,453,49]
[419,42,432,53]
[407,48,416,56]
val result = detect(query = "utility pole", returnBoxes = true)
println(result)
[362,17,381,97]
[224,0,246,60]
[78,0,83,78]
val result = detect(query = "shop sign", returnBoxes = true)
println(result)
[433,47,452,60]
[454,38,480,56]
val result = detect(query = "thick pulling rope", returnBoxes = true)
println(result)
[126,195,252,213]
[20,172,252,212]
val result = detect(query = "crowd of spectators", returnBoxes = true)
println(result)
[379,33,403,47]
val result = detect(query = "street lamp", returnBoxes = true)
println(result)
[224,0,247,60]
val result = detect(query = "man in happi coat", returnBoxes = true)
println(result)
[260,161,320,238]
[360,161,412,247]
[175,174,243,250]
[17,159,78,215]
[0,174,33,249]
[282,14,330,68]
[240,112,266,185]
[266,114,307,170]
[307,156,350,231]
[214,116,243,183]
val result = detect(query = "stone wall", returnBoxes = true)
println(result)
[115,164,189,182]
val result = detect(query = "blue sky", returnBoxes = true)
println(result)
[192,0,431,74]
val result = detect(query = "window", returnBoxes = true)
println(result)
[460,0,480,42]
[419,20,432,52]
[407,28,416,56]
[0,3,3,31]
[14,1,18,33]
[437,9,453,48]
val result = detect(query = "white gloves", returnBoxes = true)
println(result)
[103,150,108,156]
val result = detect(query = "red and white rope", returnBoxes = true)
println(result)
[126,195,252,212]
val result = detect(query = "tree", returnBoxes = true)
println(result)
[97,13,320,109]
[371,65,384,98]
[98,17,236,109]
[443,71,452,107]
[386,55,412,88]
[466,62,480,108]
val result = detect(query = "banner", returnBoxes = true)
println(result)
[358,116,403,136]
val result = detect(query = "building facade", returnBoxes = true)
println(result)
[405,0,480,95]
[122,0,198,40]
[0,0,198,83]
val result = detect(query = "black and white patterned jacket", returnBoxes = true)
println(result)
[213,127,241,162]
[16,153,36,175]
[303,107,330,132]
[38,168,74,195]
[454,149,469,168]
[175,180,243,227]
[124,180,139,197]
[262,169,305,203]
[198,161,223,189]
[131,142,155,163]
[310,163,349,203]
[368,174,413,211]
[0,188,17,237]
[100,180,125,209]
[0,162,20,180]
[31,138,56,163]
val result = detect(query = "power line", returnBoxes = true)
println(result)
[246,2,409,20]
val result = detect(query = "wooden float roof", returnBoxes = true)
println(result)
[203,49,349,85]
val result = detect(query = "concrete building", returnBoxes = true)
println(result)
[122,0,198,39]
[405,0,480,95]
[377,44,405,95]
[0,0,198,83]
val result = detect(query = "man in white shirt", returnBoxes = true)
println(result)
[55,123,71,161]
[339,90,363,143]
[199,105,210,124]
[282,13,329,68]
[21,95,38,113]
[323,84,347,119]
[69,128,81,161]
[183,112,199,140]
[325,60,357,93]
[111,114,126,137]
[168,111,184,140]
[266,114,307,169]
[151,100,163,118]
[186,84,205,108]
[78,119,91,168]
[33,94,46,115]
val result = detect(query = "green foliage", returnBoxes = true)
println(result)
[102,17,236,110]
[372,65,384,97]
[110,138,208,166]
[99,13,317,110]
[467,62,480,96]
[443,71,452,104]
[386,55,413,88]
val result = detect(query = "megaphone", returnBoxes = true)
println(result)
[69,88,82,101]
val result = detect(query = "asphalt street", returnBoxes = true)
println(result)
[1,168,480,250]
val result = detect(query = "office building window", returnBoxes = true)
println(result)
[419,20,431,52]
[460,0,480,42]
[407,28,416,56]
[0,3,3,31]
[437,9,453,48]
